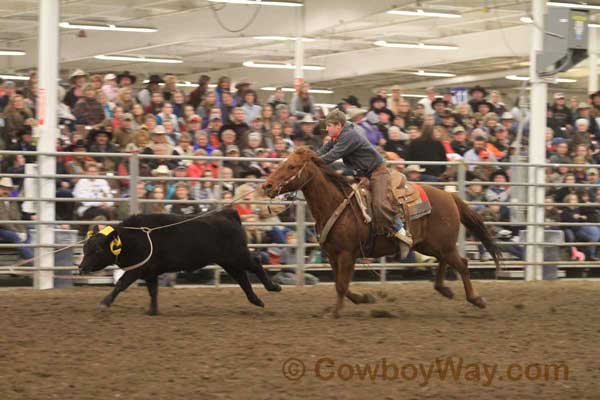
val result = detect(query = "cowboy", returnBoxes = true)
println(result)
[317,109,412,247]
[0,177,33,262]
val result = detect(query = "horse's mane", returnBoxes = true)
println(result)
[294,147,352,195]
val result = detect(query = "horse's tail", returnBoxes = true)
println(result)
[451,193,503,276]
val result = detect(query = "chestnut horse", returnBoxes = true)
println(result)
[263,148,502,318]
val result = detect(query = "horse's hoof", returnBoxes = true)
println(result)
[435,286,455,299]
[362,293,377,304]
[97,302,110,312]
[469,296,487,309]
[146,309,159,316]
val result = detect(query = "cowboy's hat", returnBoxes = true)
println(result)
[151,165,171,176]
[69,69,88,81]
[405,165,426,173]
[116,71,137,85]
[0,177,14,189]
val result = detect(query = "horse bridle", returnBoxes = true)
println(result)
[275,161,311,197]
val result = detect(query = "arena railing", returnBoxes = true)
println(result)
[0,150,598,286]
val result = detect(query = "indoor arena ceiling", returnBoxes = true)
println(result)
[0,0,597,100]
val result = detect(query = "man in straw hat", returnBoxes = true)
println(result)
[318,109,413,251]
[0,177,33,261]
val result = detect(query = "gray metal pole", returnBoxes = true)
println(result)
[589,22,599,94]
[457,162,467,257]
[34,0,60,290]
[526,0,548,282]
[128,153,140,214]
[215,159,223,200]
[295,201,306,286]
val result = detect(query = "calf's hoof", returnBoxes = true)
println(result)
[250,297,265,308]
[97,302,111,311]
[268,283,282,292]
[146,309,159,316]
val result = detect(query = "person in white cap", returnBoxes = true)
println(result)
[0,177,33,261]
[64,69,88,109]
[101,73,119,103]
[549,92,573,131]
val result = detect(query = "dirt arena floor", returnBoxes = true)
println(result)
[1,280,600,400]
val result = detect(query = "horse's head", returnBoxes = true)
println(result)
[262,148,315,198]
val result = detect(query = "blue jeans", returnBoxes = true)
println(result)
[575,226,600,259]
[0,228,33,260]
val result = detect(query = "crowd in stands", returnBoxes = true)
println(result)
[0,68,599,265]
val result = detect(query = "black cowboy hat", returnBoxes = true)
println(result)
[590,90,600,101]
[88,127,113,141]
[117,71,137,85]
[476,100,495,112]
[468,85,488,97]
[16,126,33,137]
[431,98,448,108]
[490,169,510,182]
[369,95,387,108]
[378,107,395,121]
[342,95,361,108]
[147,74,163,85]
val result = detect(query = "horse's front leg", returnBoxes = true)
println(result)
[332,251,357,318]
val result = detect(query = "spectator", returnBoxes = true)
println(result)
[0,177,32,261]
[485,170,511,203]
[214,76,231,107]
[112,113,135,148]
[196,90,217,121]
[64,69,88,109]
[468,85,487,113]
[148,185,168,214]
[115,87,136,113]
[549,92,573,133]
[241,90,262,123]
[383,126,409,158]
[464,134,498,179]
[101,73,119,103]
[406,126,447,177]
[188,74,211,109]
[2,94,34,146]
[116,71,136,90]
[221,107,250,146]
[450,126,471,156]
[290,82,315,118]
[73,162,114,222]
[156,103,179,128]
[571,118,593,153]
[268,87,287,109]
[137,75,163,107]
[170,182,199,216]
[73,83,105,126]
[418,87,437,114]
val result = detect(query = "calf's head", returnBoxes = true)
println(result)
[79,226,123,274]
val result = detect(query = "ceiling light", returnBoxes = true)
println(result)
[253,36,315,42]
[243,60,325,70]
[95,55,183,64]
[261,86,333,94]
[374,40,458,50]
[0,50,26,56]
[387,9,461,18]
[506,74,577,83]
[522,16,600,28]
[208,0,303,7]
[0,74,29,80]
[59,22,157,32]
[548,2,600,10]
[414,70,456,77]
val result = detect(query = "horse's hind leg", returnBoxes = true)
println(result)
[434,261,454,299]
[446,250,486,308]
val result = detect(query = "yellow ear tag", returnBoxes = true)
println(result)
[86,230,94,239]
[110,236,122,256]
[99,226,115,236]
